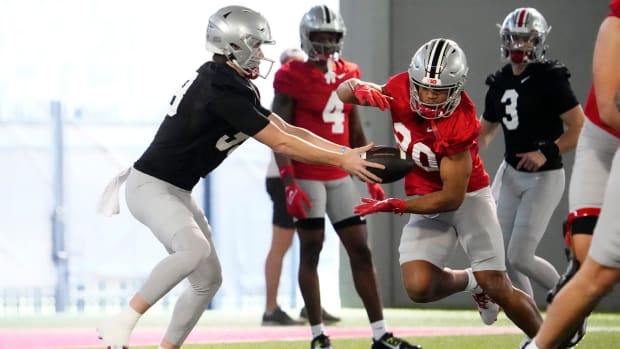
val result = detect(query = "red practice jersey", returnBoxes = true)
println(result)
[273,59,361,181]
[584,0,620,139]
[383,72,490,196]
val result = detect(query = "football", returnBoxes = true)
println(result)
[362,146,414,183]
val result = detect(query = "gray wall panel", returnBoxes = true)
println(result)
[341,0,618,310]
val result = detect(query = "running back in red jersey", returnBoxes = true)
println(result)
[362,146,414,183]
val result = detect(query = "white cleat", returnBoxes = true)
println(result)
[471,287,500,325]
[96,317,130,349]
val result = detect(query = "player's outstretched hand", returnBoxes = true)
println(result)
[342,143,385,183]
[354,197,407,216]
[366,183,386,201]
[352,82,392,111]
[284,182,312,219]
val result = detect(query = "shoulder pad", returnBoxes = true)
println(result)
[485,70,502,86]
[539,60,571,79]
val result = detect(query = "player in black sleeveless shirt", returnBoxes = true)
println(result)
[95,6,382,349]
[478,9,585,346]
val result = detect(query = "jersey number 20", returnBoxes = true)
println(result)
[394,122,439,172]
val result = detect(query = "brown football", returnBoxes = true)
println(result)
[362,146,414,183]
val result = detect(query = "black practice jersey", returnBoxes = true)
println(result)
[134,61,271,190]
[482,60,579,171]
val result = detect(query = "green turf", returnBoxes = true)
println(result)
[65,331,620,349]
[6,308,620,349]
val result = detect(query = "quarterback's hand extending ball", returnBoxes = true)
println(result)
[284,182,312,219]
[366,183,386,201]
[340,143,385,184]
[354,197,407,216]
[350,81,392,111]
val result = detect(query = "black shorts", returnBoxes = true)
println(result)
[265,177,295,229]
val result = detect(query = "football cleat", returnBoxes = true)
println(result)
[471,287,500,325]
[371,332,422,349]
[311,334,334,349]
[562,318,587,348]
[300,306,341,324]
[262,306,305,326]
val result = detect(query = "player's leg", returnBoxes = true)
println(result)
[505,169,564,295]
[494,164,530,295]
[533,157,620,349]
[456,187,542,338]
[263,177,301,325]
[399,211,465,302]
[295,179,328,331]
[549,120,618,301]
[325,178,382,320]
[326,178,421,349]
[159,198,222,349]
[98,169,217,348]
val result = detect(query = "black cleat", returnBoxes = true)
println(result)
[311,334,334,349]
[371,332,422,349]
[300,306,341,324]
[262,306,305,326]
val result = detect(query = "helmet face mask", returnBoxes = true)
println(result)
[299,5,346,61]
[408,38,468,119]
[499,7,551,64]
[205,5,276,79]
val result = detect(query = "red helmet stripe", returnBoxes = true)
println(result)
[517,9,528,28]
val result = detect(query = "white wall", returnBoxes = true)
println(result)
[0,0,341,314]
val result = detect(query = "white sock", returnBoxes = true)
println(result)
[524,340,539,349]
[311,324,325,339]
[118,306,141,330]
[370,320,387,340]
[465,267,479,292]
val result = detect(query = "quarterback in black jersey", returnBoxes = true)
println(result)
[95,6,382,349]
[478,7,585,326]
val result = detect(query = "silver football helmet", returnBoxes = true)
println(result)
[205,5,276,78]
[499,7,551,64]
[408,38,468,119]
[299,5,346,61]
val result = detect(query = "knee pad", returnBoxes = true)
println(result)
[563,208,599,247]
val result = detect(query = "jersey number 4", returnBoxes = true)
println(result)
[322,91,345,134]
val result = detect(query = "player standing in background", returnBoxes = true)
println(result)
[478,7,585,302]
[273,5,419,349]
[262,47,340,326]
[95,6,382,349]
[525,0,620,348]
[338,38,543,345]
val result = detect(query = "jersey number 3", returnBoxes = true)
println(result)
[501,89,519,130]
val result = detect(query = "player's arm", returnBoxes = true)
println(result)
[254,121,381,183]
[269,93,354,155]
[336,78,392,110]
[402,150,471,214]
[478,119,500,151]
[348,105,367,147]
[593,15,620,132]
[354,150,471,216]
[556,105,585,154]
